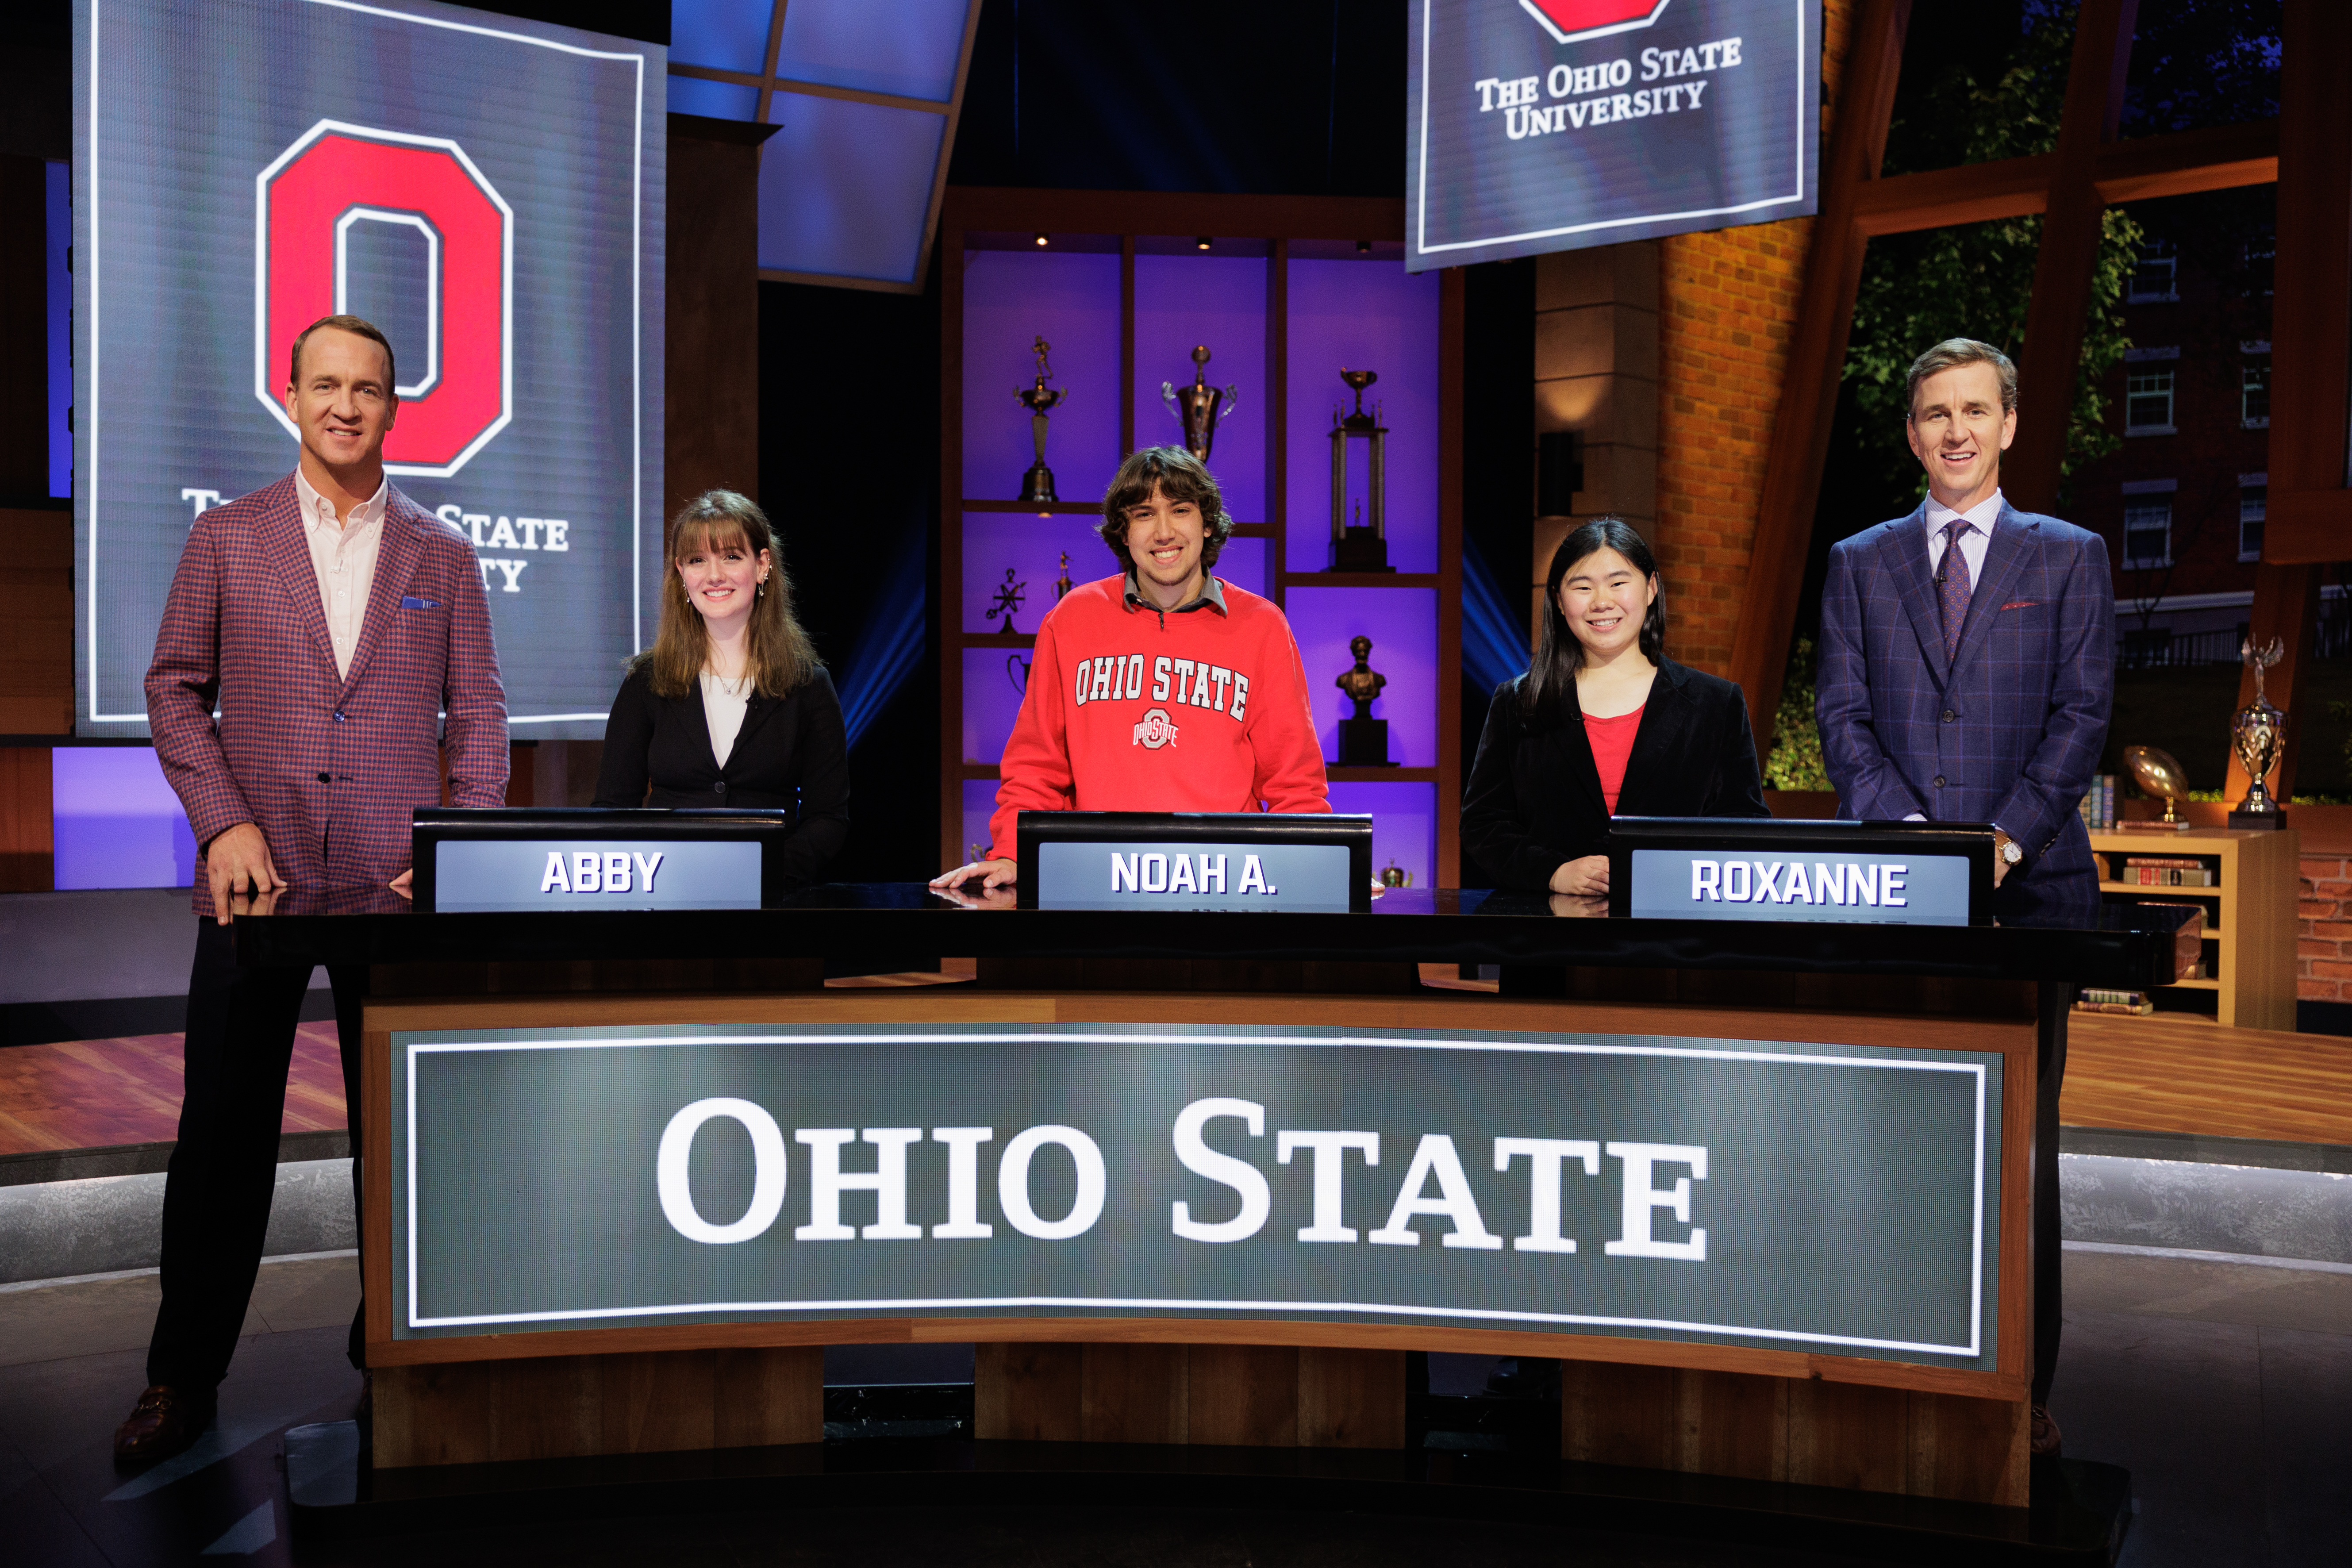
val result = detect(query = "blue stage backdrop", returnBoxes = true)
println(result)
[72,0,666,738]
[1407,0,1819,271]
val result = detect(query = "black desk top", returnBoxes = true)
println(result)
[230,883,2200,989]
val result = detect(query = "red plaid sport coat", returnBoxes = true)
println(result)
[146,473,508,911]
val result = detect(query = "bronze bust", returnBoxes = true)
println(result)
[1336,635,1386,717]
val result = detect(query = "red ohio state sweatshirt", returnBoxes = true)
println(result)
[988,574,1330,859]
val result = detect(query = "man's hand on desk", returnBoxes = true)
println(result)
[931,857,1018,894]
[390,869,413,900]
[206,823,282,925]
[1992,830,2014,888]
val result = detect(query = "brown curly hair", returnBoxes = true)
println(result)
[1096,446,1236,573]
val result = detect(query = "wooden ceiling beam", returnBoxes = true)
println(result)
[1725,0,1912,743]
[2238,0,2352,802]
[1852,121,2276,238]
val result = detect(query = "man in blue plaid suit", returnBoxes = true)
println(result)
[1818,337,2113,1463]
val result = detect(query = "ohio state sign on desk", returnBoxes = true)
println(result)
[383,1018,2005,1375]
[72,0,665,737]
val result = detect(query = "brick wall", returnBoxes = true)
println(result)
[2298,854,2352,999]
[1653,0,1855,677]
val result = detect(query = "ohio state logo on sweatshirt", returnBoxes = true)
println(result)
[1072,653,1252,723]
[1133,708,1178,748]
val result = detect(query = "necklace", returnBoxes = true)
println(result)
[708,669,750,698]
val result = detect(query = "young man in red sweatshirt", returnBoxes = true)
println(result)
[933,446,1329,892]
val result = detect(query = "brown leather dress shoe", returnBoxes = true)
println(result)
[113,1384,217,1469]
[2030,1403,2063,1458]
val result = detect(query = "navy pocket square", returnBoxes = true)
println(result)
[401,595,445,610]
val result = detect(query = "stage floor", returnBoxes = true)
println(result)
[2,1247,2343,1566]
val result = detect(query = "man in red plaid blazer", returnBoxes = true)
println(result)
[116,315,507,1467]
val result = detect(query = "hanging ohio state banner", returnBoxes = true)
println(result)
[73,0,666,736]
[1407,0,1819,270]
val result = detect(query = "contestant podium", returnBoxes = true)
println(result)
[238,813,2195,1549]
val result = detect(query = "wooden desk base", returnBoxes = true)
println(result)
[976,1343,1404,1449]
[365,980,2036,1507]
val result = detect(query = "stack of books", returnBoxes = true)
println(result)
[2078,776,2119,830]
[2075,988,2155,1015]
[2121,856,2215,886]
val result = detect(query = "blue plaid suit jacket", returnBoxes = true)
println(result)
[146,473,509,913]
[1816,500,2113,906]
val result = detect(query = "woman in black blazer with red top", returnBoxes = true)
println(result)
[594,491,849,887]
[1463,518,1766,895]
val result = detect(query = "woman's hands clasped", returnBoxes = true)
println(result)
[1549,855,1609,897]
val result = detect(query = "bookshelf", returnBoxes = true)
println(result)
[938,189,1463,883]
[2087,828,2299,1030]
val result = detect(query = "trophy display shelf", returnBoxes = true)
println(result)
[2087,826,2299,1030]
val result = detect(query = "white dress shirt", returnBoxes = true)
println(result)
[1923,489,2002,586]
[295,468,388,680]
[700,671,750,768]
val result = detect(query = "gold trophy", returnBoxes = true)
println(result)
[1328,368,1393,572]
[1162,345,1237,461]
[1016,337,1066,504]
[2123,746,2191,827]
[2229,637,2287,830]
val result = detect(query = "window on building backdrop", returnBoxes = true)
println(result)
[2125,355,2179,436]
[2238,477,2266,563]
[2123,492,2175,572]
[2241,345,2270,429]
[2130,239,2179,304]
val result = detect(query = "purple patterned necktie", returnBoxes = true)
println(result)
[1937,519,1974,660]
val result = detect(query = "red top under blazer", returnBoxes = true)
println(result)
[146,473,510,912]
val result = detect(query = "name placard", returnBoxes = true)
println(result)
[411,808,796,912]
[432,838,761,912]
[1608,818,1993,926]
[1016,810,1375,913]
[387,1019,2002,1372]
[1034,840,1353,912]
[1629,849,1972,926]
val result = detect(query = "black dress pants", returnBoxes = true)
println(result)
[145,918,368,1391]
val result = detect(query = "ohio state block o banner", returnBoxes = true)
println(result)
[257,124,513,475]
[73,0,666,735]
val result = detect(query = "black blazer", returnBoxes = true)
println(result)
[1461,657,1768,891]
[592,663,851,887]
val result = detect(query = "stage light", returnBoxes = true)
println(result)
[1195,235,1211,251]
[1034,231,1049,246]
[1356,239,1372,254]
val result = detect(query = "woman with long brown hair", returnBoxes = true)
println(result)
[593,490,849,884]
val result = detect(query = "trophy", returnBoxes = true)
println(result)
[1162,345,1237,461]
[1380,858,1414,888]
[1329,368,1393,572]
[988,567,1026,634]
[2123,745,2191,826]
[2230,637,2287,829]
[1334,635,1394,766]
[1016,337,1066,504]
[1008,654,1030,696]
[1053,549,1072,602]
